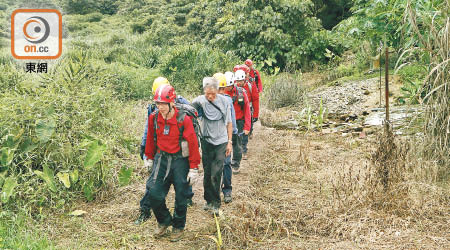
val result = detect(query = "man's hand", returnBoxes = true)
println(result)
[226,141,232,156]
[252,117,258,123]
[244,130,250,135]
[139,145,145,160]
[144,159,154,174]
[187,168,199,186]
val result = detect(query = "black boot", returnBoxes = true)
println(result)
[134,211,152,225]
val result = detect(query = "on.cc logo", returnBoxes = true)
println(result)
[11,9,62,59]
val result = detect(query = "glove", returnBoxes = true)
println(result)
[252,117,258,123]
[139,145,145,160]
[144,159,154,174]
[187,168,199,186]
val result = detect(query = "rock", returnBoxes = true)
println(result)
[364,90,370,95]
[280,120,299,129]
[353,126,363,132]
[339,114,349,121]
[322,128,332,134]
[364,127,378,135]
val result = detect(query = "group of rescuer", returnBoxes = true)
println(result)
[134,59,262,241]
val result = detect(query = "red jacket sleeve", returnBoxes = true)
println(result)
[182,116,201,169]
[255,70,262,93]
[144,113,157,160]
[251,82,260,119]
[243,91,251,131]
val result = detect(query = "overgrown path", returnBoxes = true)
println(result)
[43,123,268,249]
[43,120,448,249]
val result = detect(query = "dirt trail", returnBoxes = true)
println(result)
[43,113,448,249]
[43,124,266,249]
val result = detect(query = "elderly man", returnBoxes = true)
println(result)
[192,77,233,215]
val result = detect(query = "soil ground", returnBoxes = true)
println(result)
[41,120,449,249]
[39,77,448,249]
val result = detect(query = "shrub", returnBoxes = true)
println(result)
[66,21,88,32]
[102,62,158,100]
[131,22,146,34]
[85,12,103,22]
[0,52,135,210]
[160,44,240,94]
[264,74,305,110]
[128,46,163,69]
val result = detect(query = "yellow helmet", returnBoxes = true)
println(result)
[152,77,170,95]
[213,73,227,88]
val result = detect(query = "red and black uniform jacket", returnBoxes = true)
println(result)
[243,80,260,119]
[144,108,201,169]
[249,69,263,93]
[225,87,251,131]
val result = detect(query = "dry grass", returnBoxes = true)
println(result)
[217,124,449,249]
[403,0,450,172]
[35,117,450,249]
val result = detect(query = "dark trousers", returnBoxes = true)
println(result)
[231,119,244,169]
[140,153,189,229]
[202,140,227,208]
[242,121,254,153]
[140,164,194,214]
[242,107,254,153]
[222,154,232,195]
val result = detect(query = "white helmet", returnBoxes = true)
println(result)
[234,70,246,81]
[224,71,234,86]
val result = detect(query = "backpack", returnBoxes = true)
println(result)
[249,69,260,92]
[232,86,246,108]
[246,81,253,95]
[153,103,202,155]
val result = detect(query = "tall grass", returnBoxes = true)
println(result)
[263,73,305,110]
[0,51,137,211]
[401,0,449,176]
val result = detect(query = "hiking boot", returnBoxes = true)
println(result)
[170,228,184,242]
[224,194,232,204]
[242,152,248,160]
[187,198,193,207]
[232,167,240,174]
[203,203,213,211]
[134,211,152,225]
[153,224,169,238]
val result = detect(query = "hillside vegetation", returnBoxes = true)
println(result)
[0,0,448,249]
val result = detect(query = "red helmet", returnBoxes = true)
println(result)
[154,84,176,103]
[233,64,250,73]
[245,59,253,67]
[240,64,250,73]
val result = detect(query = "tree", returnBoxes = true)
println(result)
[213,0,341,70]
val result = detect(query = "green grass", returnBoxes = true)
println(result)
[0,211,55,250]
